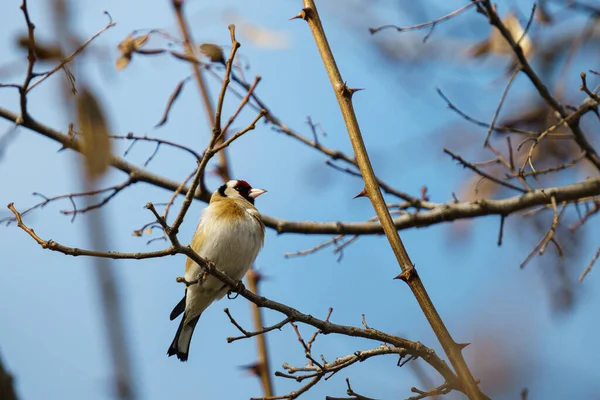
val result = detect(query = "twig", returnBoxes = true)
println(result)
[497,215,506,246]
[212,110,267,153]
[19,0,37,121]
[520,198,567,269]
[221,75,262,136]
[579,246,600,282]
[484,67,521,147]
[0,179,134,225]
[324,160,437,207]
[27,13,116,92]
[569,199,600,232]
[444,148,527,193]
[155,77,190,127]
[225,310,292,343]
[409,382,452,400]
[369,1,481,40]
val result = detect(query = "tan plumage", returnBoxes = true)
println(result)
[168,179,265,361]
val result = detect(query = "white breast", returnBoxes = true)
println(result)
[185,203,263,294]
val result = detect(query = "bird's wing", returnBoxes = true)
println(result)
[170,291,186,320]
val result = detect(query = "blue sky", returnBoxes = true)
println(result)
[1,0,600,399]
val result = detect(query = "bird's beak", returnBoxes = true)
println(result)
[248,188,267,199]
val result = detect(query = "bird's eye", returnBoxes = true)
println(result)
[234,185,249,193]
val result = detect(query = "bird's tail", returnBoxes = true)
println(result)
[167,313,200,362]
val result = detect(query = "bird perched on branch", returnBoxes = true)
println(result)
[168,179,266,361]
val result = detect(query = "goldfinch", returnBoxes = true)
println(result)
[168,179,266,361]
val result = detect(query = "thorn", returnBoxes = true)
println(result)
[348,87,365,96]
[456,342,471,350]
[289,9,308,21]
[247,267,270,284]
[238,362,262,377]
[394,265,418,283]
[353,188,367,199]
[420,186,430,201]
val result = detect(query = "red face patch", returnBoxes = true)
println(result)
[234,180,252,189]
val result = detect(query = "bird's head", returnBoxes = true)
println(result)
[215,179,266,205]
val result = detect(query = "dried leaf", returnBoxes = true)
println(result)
[116,33,151,70]
[118,33,149,54]
[17,34,63,60]
[223,11,290,50]
[469,11,534,59]
[115,54,131,71]
[169,50,199,64]
[133,33,150,49]
[199,43,225,64]
[155,78,189,127]
[136,49,166,55]
[77,87,112,182]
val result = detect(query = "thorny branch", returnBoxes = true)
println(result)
[294,1,486,398]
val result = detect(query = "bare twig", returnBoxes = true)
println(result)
[579,246,600,282]
[27,13,116,92]
[444,148,527,193]
[483,67,521,147]
[409,382,452,400]
[225,309,292,343]
[369,1,481,41]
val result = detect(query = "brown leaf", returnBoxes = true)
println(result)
[118,33,149,54]
[17,34,63,60]
[169,50,199,64]
[155,78,189,127]
[136,49,166,55]
[199,43,225,64]
[77,87,112,182]
[468,11,534,59]
[115,54,131,71]
[116,33,151,70]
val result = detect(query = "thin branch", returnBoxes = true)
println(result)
[369,1,481,39]
[225,309,292,343]
[27,13,116,92]
[444,148,527,193]
[579,246,600,282]
[409,382,452,400]
[520,198,567,269]
[483,67,521,147]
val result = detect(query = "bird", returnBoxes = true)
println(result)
[168,179,266,361]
